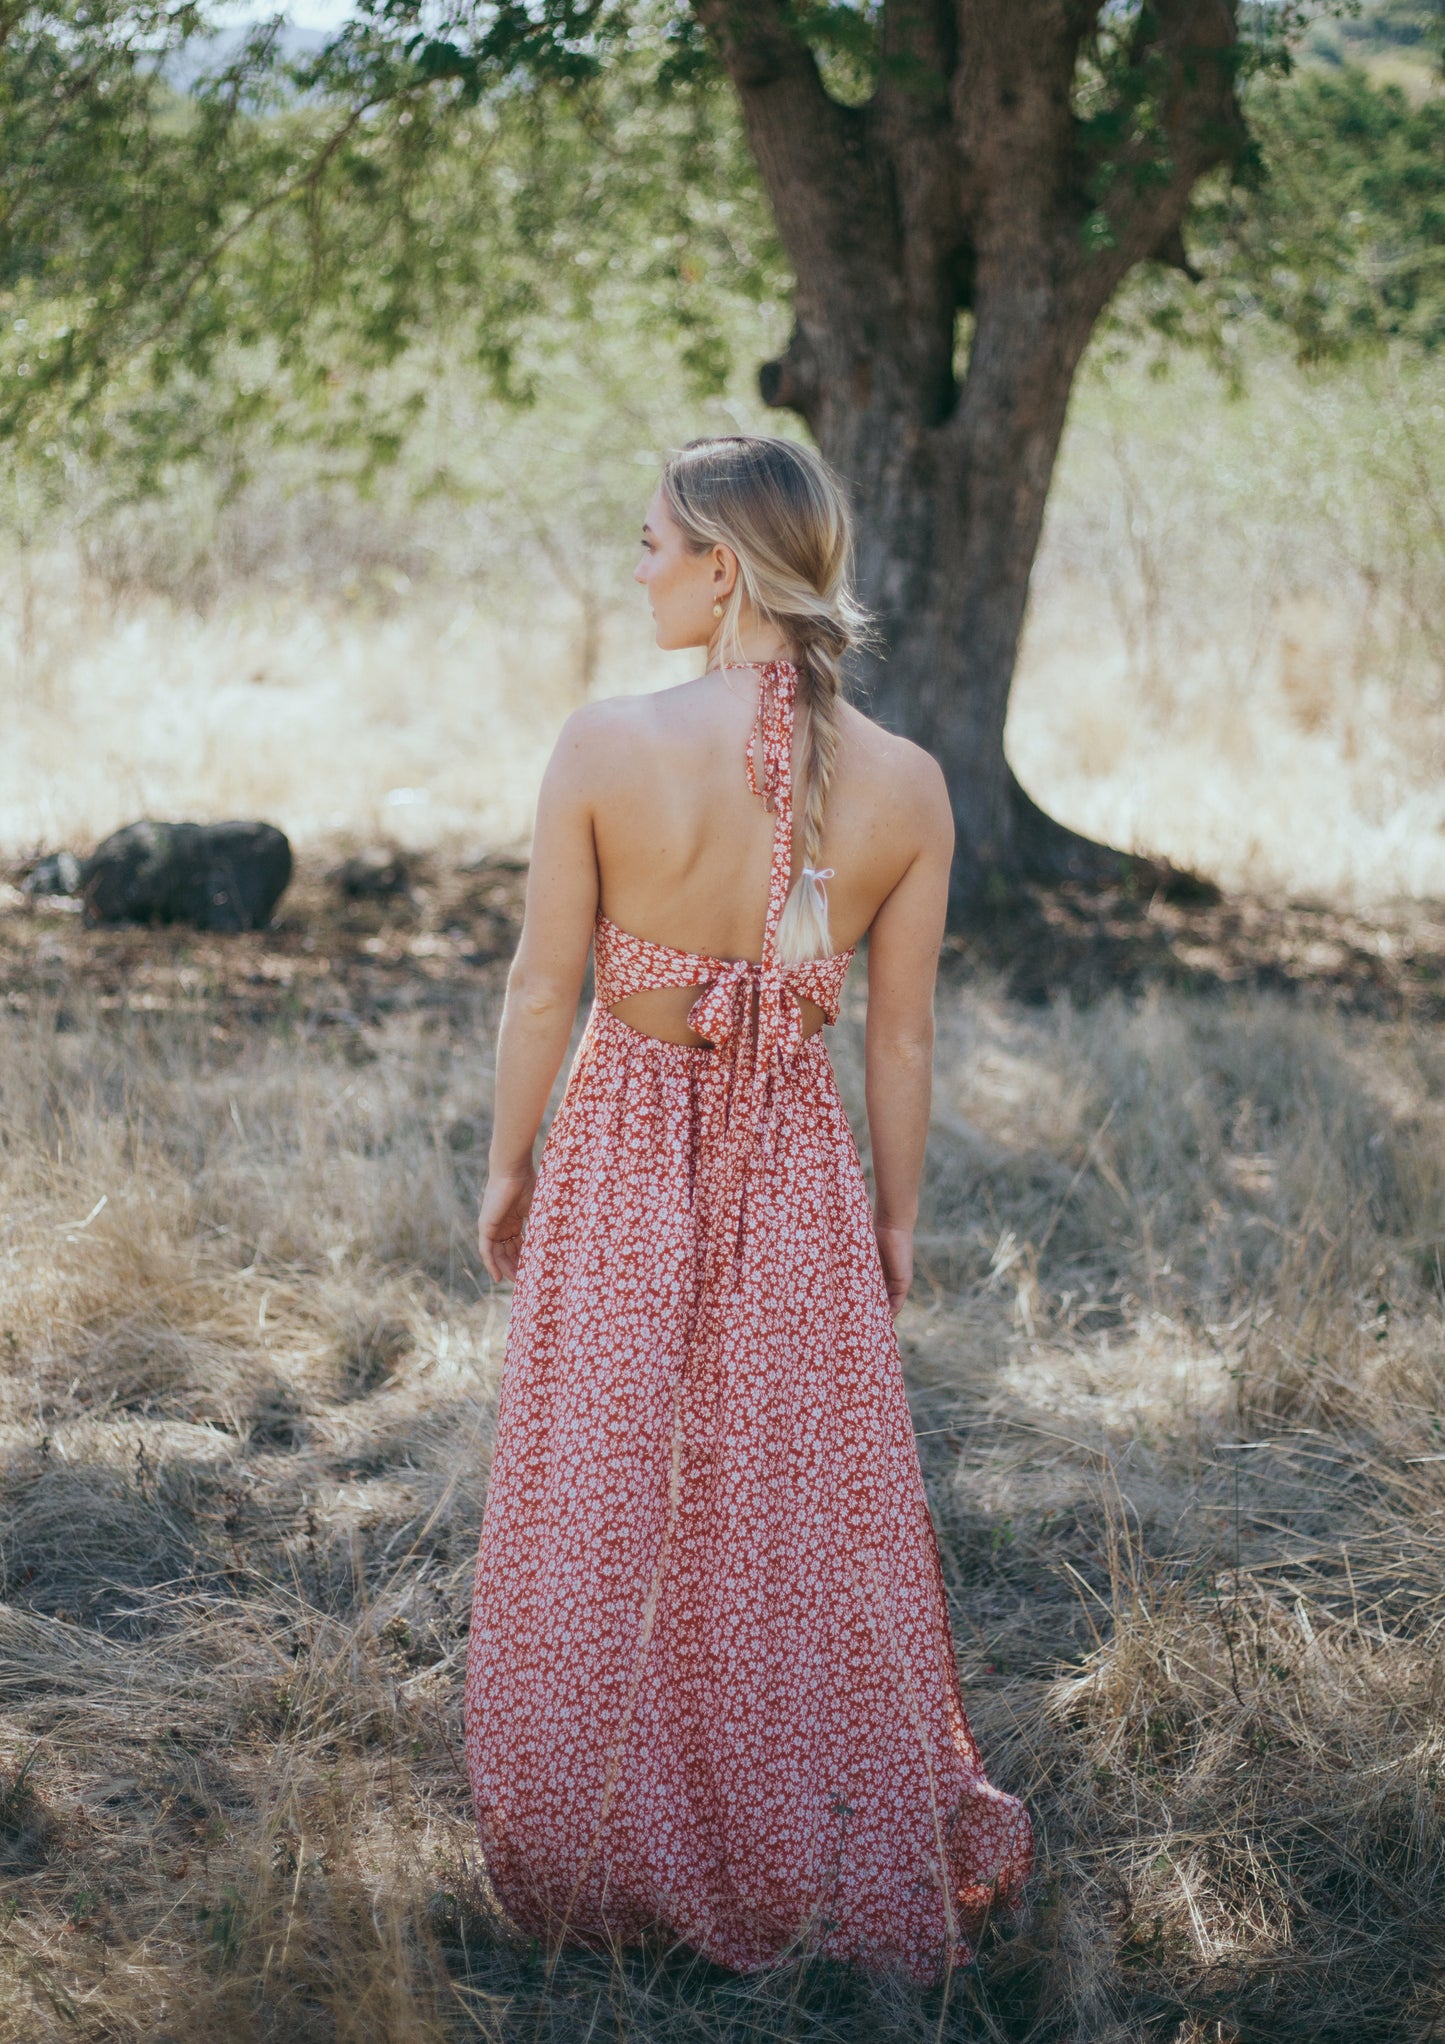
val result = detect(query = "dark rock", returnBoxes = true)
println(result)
[331,847,415,900]
[455,850,528,949]
[458,848,528,877]
[21,851,81,898]
[80,821,292,932]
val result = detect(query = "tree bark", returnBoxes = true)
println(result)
[845,285,1102,908]
[695,0,1247,914]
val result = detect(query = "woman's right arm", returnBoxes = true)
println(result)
[862,753,954,1318]
[477,708,603,1283]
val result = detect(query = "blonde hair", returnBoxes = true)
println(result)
[661,435,873,964]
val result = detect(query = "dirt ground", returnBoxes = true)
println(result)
[6,843,1444,1027]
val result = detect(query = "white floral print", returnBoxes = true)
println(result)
[463,660,1032,1981]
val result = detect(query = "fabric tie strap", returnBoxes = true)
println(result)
[686,959,803,1075]
[583,657,855,1393]
[746,658,798,819]
[684,659,810,1284]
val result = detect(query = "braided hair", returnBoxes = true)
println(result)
[661,435,872,962]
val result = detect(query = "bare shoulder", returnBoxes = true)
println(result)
[543,692,664,793]
[553,693,655,748]
[556,682,704,749]
[836,701,952,844]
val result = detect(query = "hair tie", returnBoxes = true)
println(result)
[801,866,834,883]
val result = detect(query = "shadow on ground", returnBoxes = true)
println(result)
[954,875,1445,1019]
[6,842,1445,1025]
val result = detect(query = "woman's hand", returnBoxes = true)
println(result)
[874,1220,914,1320]
[478,1164,537,1283]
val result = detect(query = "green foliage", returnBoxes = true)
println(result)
[1113,60,1445,368]
[1,0,1439,503]
[1235,67,1445,357]
[0,0,782,496]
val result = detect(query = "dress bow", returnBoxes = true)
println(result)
[686,958,753,1055]
[687,960,803,1078]
[679,659,808,1286]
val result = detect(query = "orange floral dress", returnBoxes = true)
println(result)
[463,659,1031,1981]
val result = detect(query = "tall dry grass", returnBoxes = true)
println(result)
[1009,347,1445,902]
[1,961,1443,2041]
[0,540,677,856]
[0,990,505,2040]
[3,339,1444,901]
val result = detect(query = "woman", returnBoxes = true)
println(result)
[462,435,1031,1982]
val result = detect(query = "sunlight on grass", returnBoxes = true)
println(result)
[0,969,1441,2037]
[3,344,1444,904]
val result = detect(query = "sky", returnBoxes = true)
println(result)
[286,2,353,26]
[213,1,356,31]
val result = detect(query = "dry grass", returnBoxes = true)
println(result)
[2,329,1444,2036]
[1009,348,1445,902]
[0,982,506,2040]
[3,342,1444,904]
[0,545,676,855]
[0,935,1443,2041]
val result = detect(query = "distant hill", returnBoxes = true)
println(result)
[1302,0,1443,85]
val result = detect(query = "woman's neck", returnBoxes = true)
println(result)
[704,623,793,670]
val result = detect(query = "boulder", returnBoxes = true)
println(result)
[81,821,292,931]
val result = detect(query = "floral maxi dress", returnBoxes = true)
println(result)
[463,658,1032,1981]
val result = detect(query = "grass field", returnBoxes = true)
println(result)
[0,878,1442,2041]
[1,331,1445,2040]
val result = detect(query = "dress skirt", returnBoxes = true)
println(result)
[462,1004,1033,1982]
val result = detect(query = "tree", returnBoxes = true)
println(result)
[4,0,1441,910]
[0,4,788,489]
[695,0,1255,904]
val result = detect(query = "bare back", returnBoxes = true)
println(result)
[581,669,952,1044]
[485,654,955,1314]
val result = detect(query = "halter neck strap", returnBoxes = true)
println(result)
[734,657,799,970]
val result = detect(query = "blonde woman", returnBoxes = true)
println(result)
[463,435,1031,1980]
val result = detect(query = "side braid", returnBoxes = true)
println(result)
[659,434,877,962]
[774,620,847,965]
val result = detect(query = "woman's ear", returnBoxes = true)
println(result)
[712,543,738,599]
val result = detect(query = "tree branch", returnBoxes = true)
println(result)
[690,0,886,307]
[876,0,954,133]
[952,0,1104,225]
[1096,0,1246,270]
[870,0,966,349]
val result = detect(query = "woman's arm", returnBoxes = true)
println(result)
[478,709,602,1282]
[862,753,954,1318]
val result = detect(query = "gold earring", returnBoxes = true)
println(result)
[712,599,723,618]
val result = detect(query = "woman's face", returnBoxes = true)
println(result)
[634,486,735,653]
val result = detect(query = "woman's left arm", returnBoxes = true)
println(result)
[478,709,602,1282]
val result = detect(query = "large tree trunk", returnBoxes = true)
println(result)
[768,264,1121,912]
[698,0,1247,915]
[832,292,1104,909]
